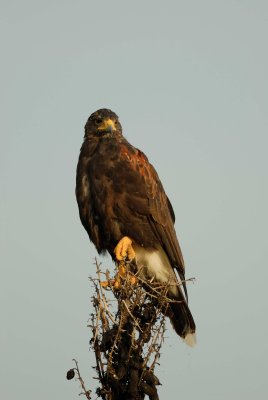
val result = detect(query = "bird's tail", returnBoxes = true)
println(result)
[167,297,196,347]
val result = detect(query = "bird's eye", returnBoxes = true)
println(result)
[96,118,102,124]
[114,120,118,125]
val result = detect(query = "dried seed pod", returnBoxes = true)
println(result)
[66,369,75,380]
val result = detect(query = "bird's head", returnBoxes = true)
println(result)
[84,108,122,138]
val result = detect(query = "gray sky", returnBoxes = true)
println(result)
[1,1,268,399]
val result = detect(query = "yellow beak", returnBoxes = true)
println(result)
[98,118,116,132]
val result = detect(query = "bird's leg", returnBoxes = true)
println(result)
[113,261,137,288]
[112,237,138,288]
[114,236,137,286]
[114,236,136,262]
[101,237,137,289]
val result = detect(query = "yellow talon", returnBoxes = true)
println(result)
[100,238,137,290]
[129,275,137,285]
[114,236,136,261]
[100,280,110,288]
[118,264,126,278]
[101,278,121,290]
[113,279,121,290]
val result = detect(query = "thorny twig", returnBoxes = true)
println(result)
[68,259,193,400]
[69,359,92,399]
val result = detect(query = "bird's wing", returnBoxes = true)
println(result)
[114,142,187,293]
[76,139,103,251]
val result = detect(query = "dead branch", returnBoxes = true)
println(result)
[67,259,187,400]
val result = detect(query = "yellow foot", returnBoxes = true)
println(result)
[100,280,112,288]
[100,278,120,289]
[100,263,137,290]
[100,265,126,290]
[129,275,137,285]
[114,236,136,262]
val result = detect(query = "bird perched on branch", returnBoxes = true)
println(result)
[76,108,196,346]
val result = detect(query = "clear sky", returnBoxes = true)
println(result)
[1,1,268,399]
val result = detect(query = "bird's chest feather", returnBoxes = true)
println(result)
[86,140,133,233]
[79,137,158,250]
[89,139,138,202]
[90,141,121,200]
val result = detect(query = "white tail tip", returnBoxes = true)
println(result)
[183,333,197,347]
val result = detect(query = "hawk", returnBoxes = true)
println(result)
[76,109,196,345]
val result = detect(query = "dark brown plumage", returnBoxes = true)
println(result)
[76,108,196,344]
